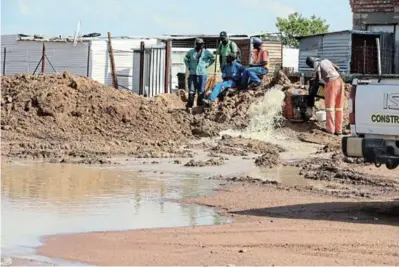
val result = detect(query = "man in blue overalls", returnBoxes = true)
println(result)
[203,53,244,105]
[184,38,215,108]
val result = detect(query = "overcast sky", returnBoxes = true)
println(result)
[1,0,353,37]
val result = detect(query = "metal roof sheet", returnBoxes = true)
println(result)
[295,30,382,40]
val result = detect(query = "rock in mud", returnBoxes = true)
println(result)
[331,152,367,165]
[184,158,225,167]
[58,157,114,164]
[211,135,285,156]
[317,143,341,153]
[254,151,281,168]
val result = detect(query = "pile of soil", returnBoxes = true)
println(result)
[269,70,299,91]
[1,71,351,161]
[254,151,281,168]
[203,89,266,128]
[0,73,201,159]
[210,135,286,156]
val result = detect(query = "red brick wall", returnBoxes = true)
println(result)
[350,0,395,12]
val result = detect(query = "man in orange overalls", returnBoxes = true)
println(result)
[241,37,269,89]
[306,56,344,135]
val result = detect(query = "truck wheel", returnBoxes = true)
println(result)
[386,163,398,170]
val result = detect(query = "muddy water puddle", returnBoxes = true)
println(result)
[1,161,228,263]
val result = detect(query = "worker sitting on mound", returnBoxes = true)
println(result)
[241,37,269,89]
[202,53,244,105]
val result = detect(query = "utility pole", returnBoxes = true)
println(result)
[107,32,118,89]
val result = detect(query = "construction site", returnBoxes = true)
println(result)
[1,0,399,266]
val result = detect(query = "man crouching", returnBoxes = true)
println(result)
[203,53,244,106]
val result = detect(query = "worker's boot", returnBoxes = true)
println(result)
[197,93,204,107]
[186,93,195,111]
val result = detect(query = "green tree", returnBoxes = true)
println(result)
[276,12,330,48]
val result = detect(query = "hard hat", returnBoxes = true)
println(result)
[252,37,262,46]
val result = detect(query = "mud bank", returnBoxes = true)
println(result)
[1,72,344,163]
[38,176,399,266]
[1,73,226,160]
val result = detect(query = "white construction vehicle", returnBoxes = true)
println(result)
[342,76,399,170]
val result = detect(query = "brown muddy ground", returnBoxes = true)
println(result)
[36,138,399,265]
[38,169,399,266]
[7,72,392,266]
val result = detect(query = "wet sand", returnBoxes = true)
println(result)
[38,180,399,266]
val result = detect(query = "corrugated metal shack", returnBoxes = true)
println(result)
[166,34,283,89]
[0,34,167,96]
[1,33,286,94]
[296,30,397,75]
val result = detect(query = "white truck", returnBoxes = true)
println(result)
[342,77,399,170]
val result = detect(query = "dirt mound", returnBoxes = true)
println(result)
[254,151,281,168]
[1,72,353,161]
[1,73,197,158]
[203,89,266,128]
[269,70,299,91]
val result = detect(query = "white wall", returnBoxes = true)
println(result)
[171,48,190,90]
[170,48,218,90]
[90,39,159,90]
[0,34,88,75]
[282,47,299,72]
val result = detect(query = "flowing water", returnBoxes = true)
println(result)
[221,88,321,156]
[221,88,286,141]
[1,160,229,264]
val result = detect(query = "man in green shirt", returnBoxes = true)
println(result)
[184,38,215,108]
[217,31,240,69]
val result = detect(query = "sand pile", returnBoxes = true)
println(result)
[1,73,198,158]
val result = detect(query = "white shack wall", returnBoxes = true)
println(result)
[89,39,159,90]
[0,34,88,75]
[171,48,190,89]
[282,47,299,72]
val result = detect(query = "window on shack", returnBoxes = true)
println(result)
[351,34,380,74]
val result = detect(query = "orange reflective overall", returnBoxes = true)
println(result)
[324,78,344,134]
